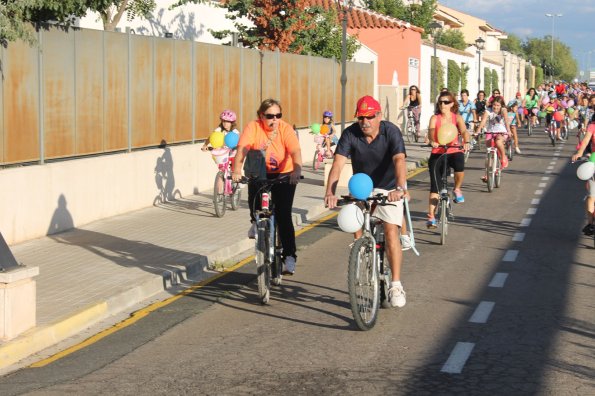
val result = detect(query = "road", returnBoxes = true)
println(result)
[1,132,593,395]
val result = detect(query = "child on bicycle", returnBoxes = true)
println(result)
[544,95,563,141]
[478,96,511,179]
[507,100,522,154]
[201,109,240,157]
[321,110,338,158]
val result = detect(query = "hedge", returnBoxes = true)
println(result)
[447,60,461,94]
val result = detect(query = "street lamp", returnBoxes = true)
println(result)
[502,52,507,98]
[337,0,354,133]
[475,37,486,91]
[428,21,442,100]
[545,13,562,79]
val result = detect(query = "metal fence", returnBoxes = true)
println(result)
[0,26,373,165]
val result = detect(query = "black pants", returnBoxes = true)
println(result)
[248,174,297,259]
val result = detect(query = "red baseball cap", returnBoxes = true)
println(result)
[354,95,381,117]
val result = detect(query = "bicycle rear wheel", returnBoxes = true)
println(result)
[348,237,380,331]
[213,171,226,217]
[255,220,271,304]
[439,197,448,245]
[230,182,241,210]
[528,122,533,136]
[561,122,568,140]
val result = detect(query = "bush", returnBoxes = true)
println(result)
[461,64,469,90]
[491,69,499,91]
[447,60,461,94]
[535,67,544,86]
[483,68,491,94]
[430,57,445,103]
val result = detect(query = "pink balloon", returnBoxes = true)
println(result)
[532,108,539,115]
[542,96,550,105]
[561,100,568,108]
[568,99,574,107]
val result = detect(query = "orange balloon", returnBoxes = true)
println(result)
[320,125,330,135]
[437,123,458,145]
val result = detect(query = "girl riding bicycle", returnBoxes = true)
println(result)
[426,91,471,228]
[507,100,522,154]
[523,88,540,128]
[478,96,511,178]
[321,110,338,157]
[202,110,240,187]
[403,85,422,140]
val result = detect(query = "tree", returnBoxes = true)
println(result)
[491,69,499,91]
[501,33,524,56]
[447,59,460,93]
[87,0,156,31]
[210,0,312,53]
[483,67,491,94]
[436,29,466,51]
[522,37,578,81]
[365,0,436,36]
[461,63,469,90]
[292,6,360,60]
[430,56,444,103]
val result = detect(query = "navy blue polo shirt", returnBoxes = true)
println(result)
[335,121,406,190]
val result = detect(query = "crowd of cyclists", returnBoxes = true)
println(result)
[198,79,594,308]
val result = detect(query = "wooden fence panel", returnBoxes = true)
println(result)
[75,29,104,155]
[2,40,40,163]
[104,31,129,152]
[43,29,75,159]
[130,35,155,148]
[174,40,193,142]
[154,38,175,144]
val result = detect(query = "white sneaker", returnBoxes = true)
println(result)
[283,256,296,275]
[400,235,412,251]
[388,284,406,308]
[515,147,522,154]
[247,223,256,239]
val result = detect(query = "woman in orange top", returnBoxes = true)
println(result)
[232,99,303,274]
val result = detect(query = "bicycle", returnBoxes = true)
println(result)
[463,121,477,163]
[240,174,302,304]
[431,145,462,245]
[312,134,334,171]
[546,117,557,147]
[560,113,570,140]
[403,107,419,143]
[504,133,514,162]
[337,194,394,330]
[210,147,241,217]
[484,135,505,192]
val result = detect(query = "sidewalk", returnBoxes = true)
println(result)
[0,143,430,371]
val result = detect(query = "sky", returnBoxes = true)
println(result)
[440,0,595,77]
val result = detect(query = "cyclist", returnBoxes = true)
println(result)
[403,85,422,140]
[458,89,476,144]
[478,96,511,179]
[571,115,595,236]
[487,88,503,108]
[232,99,303,275]
[523,88,540,129]
[324,95,408,308]
[201,109,240,152]
[474,90,488,140]
[544,94,563,141]
[426,91,471,228]
[321,110,338,157]
[507,100,521,154]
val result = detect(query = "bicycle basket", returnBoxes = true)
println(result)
[211,148,229,165]
[243,149,267,181]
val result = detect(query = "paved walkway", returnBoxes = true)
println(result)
[1,143,430,371]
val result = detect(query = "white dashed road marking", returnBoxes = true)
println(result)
[503,250,519,262]
[441,342,475,374]
[538,183,547,188]
[521,218,532,227]
[469,301,496,323]
[489,273,509,288]
[535,190,543,195]
[531,198,540,205]
[526,208,537,215]
[541,177,550,181]
[512,232,525,242]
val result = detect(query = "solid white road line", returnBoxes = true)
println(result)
[489,272,509,288]
[469,301,496,323]
[441,342,475,374]
[521,218,532,227]
[527,208,537,215]
[512,232,525,242]
[503,250,519,262]
[531,198,541,205]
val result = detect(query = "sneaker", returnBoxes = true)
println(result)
[582,224,594,236]
[388,284,406,308]
[247,223,256,239]
[481,175,488,183]
[453,189,465,203]
[426,215,437,229]
[501,157,509,169]
[400,235,412,251]
[283,256,296,275]
[515,146,522,154]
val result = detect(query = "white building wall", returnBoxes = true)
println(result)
[353,43,379,99]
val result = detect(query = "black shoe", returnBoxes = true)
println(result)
[582,224,594,236]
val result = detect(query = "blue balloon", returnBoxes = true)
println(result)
[224,132,239,149]
[348,173,373,200]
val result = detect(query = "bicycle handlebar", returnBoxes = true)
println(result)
[337,194,390,206]
[237,174,304,185]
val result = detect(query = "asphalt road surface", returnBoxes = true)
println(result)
[1,130,593,395]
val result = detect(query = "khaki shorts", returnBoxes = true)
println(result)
[371,188,404,227]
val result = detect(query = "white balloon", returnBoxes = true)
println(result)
[576,161,595,181]
[337,204,364,233]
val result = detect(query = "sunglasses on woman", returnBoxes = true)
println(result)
[263,113,282,120]
[439,100,453,105]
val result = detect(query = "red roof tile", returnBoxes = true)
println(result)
[306,0,424,33]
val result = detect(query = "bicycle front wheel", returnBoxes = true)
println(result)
[528,122,533,136]
[439,198,448,245]
[213,171,226,217]
[486,152,495,192]
[348,237,380,331]
[230,182,241,210]
[255,220,271,304]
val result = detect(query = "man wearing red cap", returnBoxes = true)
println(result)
[324,95,409,308]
